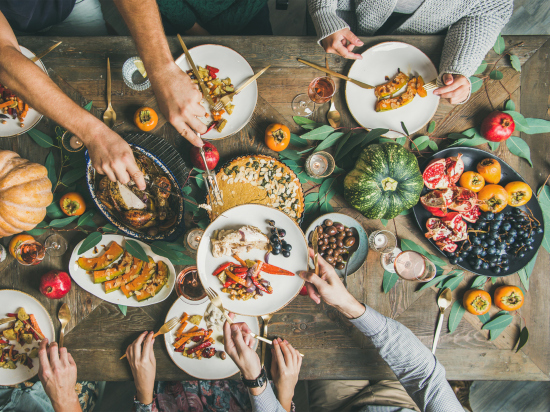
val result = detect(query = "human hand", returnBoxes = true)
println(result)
[125,331,156,406]
[223,314,261,381]
[149,62,207,147]
[37,339,81,412]
[271,338,301,411]
[321,28,363,60]
[433,73,470,104]
[299,248,365,319]
[85,127,146,190]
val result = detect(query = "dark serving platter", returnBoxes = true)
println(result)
[412,147,544,277]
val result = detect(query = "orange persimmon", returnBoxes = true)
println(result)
[494,285,524,311]
[265,123,290,152]
[459,171,485,192]
[134,107,158,132]
[476,158,501,184]
[477,184,509,213]
[463,289,491,315]
[60,192,86,216]
[505,181,532,207]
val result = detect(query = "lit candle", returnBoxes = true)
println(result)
[186,228,204,251]
[305,151,334,178]
[69,135,83,150]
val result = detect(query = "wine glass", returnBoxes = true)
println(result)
[292,76,335,117]
[44,234,68,257]
[394,250,436,282]
[176,266,207,304]
[14,240,46,266]
[368,230,402,273]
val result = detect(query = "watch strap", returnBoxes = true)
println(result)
[241,367,268,388]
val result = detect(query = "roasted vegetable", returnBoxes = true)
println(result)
[374,71,409,98]
[375,77,419,112]
[77,242,124,271]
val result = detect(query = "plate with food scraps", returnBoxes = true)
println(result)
[304,213,369,277]
[345,41,439,138]
[0,289,55,385]
[0,47,45,138]
[412,147,544,277]
[68,235,175,306]
[175,44,257,140]
[164,297,259,379]
[196,204,307,316]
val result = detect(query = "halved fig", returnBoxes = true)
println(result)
[425,218,452,241]
[460,205,481,223]
[448,187,477,212]
[420,191,448,217]
[423,158,449,189]
[436,237,457,253]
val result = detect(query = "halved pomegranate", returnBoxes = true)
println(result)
[436,237,457,253]
[460,205,480,223]
[421,191,448,217]
[448,187,477,212]
[445,154,464,185]
[425,218,452,241]
[423,158,449,189]
[449,219,468,242]
[441,212,463,230]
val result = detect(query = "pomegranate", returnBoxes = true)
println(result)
[425,218,451,241]
[460,205,481,223]
[299,285,308,296]
[445,154,464,185]
[448,187,477,212]
[481,111,515,142]
[420,191,448,217]
[39,270,71,299]
[440,212,463,230]
[190,142,220,170]
[448,219,468,242]
[422,158,448,189]
[436,238,457,253]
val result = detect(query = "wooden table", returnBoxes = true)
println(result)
[1,35,549,382]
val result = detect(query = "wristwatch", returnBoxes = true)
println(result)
[241,367,268,388]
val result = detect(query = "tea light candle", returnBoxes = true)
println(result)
[305,151,335,178]
[309,154,328,174]
[69,135,83,150]
[374,233,387,247]
[186,228,204,251]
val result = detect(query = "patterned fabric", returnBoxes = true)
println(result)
[307,0,513,100]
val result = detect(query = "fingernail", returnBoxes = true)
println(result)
[358,40,364,45]
[283,340,288,344]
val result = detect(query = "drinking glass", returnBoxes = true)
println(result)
[176,266,207,304]
[292,76,335,117]
[394,250,436,282]
[368,230,402,273]
[44,234,68,257]
[14,240,46,266]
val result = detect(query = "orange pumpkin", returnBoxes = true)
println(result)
[134,107,158,132]
[459,171,485,192]
[60,192,86,216]
[265,124,290,152]
[478,184,509,213]
[0,151,53,237]
[504,181,532,207]
[463,289,491,315]
[8,234,35,258]
[476,158,501,184]
[494,285,524,311]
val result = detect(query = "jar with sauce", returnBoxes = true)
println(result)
[176,266,207,304]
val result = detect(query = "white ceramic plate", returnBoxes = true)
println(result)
[345,41,439,138]
[196,204,307,316]
[164,298,259,379]
[68,235,175,307]
[175,44,257,140]
[0,289,55,385]
[0,46,44,138]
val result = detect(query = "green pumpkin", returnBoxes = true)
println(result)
[344,142,423,220]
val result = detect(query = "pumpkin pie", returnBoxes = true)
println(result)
[208,155,304,221]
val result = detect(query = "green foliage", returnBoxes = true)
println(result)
[510,54,521,72]
[470,276,488,289]
[517,252,538,291]
[300,125,335,140]
[117,305,127,316]
[448,301,466,333]
[45,152,56,191]
[490,70,503,80]
[290,133,308,147]
[538,185,550,254]
[523,118,550,134]
[400,239,446,267]
[493,34,505,54]
[506,136,532,167]
[474,60,488,75]
[314,132,344,152]
[503,110,529,131]
[27,129,55,148]
[505,100,515,111]
[49,215,78,228]
[427,121,436,134]
[78,232,102,254]
[125,239,149,262]
[383,270,399,293]
[515,326,529,352]
[77,210,96,228]
[293,116,324,130]
[469,77,484,93]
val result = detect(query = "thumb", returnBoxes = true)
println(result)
[442,73,454,85]
[343,29,363,47]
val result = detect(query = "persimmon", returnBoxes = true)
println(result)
[8,234,35,258]
[505,181,532,207]
[476,158,501,184]
[134,107,158,132]
[494,285,524,311]
[60,192,86,216]
[477,184,509,213]
[463,289,491,315]
[265,123,290,152]
[459,171,485,192]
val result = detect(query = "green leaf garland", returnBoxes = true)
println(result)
[78,232,102,254]
[523,118,550,134]
[448,301,465,333]
[300,125,334,140]
[315,132,344,152]
[515,326,529,352]
[49,215,78,228]
[493,34,505,54]
[27,129,55,148]
[510,54,521,72]
[469,77,484,93]
[117,305,127,316]
[471,276,488,289]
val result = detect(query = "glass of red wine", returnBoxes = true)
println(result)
[292,76,335,117]
[14,235,69,265]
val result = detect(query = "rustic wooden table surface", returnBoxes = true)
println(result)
[0,35,549,382]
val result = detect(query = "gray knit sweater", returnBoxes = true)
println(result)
[308,0,513,90]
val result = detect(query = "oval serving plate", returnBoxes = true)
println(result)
[164,298,259,379]
[412,147,544,277]
[196,204,307,317]
[68,234,176,307]
[86,144,185,242]
[304,213,369,277]
[0,289,55,385]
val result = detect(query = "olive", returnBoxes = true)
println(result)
[334,222,345,232]
[336,255,343,262]
[337,240,344,248]
[320,245,327,251]
[317,226,324,234]
[344,237,356,247]
[326,248,334,255]
[325,255,335,264]
[328,236,336,243]
[322,233,329,238]
[335,247,344,254]
[336,262,346,270]
[317,239,324,246]
[337,232,345,240]
[324,219,334,226]
[219,351,227,360]
[320,251,326,257]
[325,226,338,236]
[330,243,338,249]
[345,230,353,237]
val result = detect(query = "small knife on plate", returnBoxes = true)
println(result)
[177,34,215,107]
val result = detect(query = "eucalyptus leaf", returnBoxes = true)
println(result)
[400,122,409,136]
[293,116,324,128]
[125,239,149,262]
[380,219,389,227]
[502,110,529,131]
[474,60,488,75]
[27,129,55,148]
[538,186,550,254]
[482,313,513,331]
[301,125,335,141]
[448,301,465,333]
[319,178,335,200]
[517,269,529,291]
[448,133,472,140]
[102,223,119,233]
[515,326,529,352]
[62,168,86,185]
[518,251,539,291]
[117,305,127,316]
[290,133,308,147]
[336,131,367,160]
[493,34,505,54]
[491,277,497,285]
[315,132,344,152]
[505,100,515,111]
[49,215,78,228]
[297,147,314,155]
[78,232,102,254]
[46,201,65,219]
[183,194,199,214]
[471,276,488,289]
[488,141,500,151]
[45,152,57,191]
[362,129,389,147]
[305,192,319,203]
[416,274,447,292]
[427,121,436,134]
[510,54,521,72]
[320,201,334,214]
[441,274,464,291]
[448,136,488,148]
[428,140,438,151]
[278,149,302,161]
[469,77,484,93]
[382,270,399,293]
[523,118,550,135]
[150,242,179,260]
[399,209,411,216]
[172,253,196,266]
[183,186,192,195]
[167,242,187,252]
[334,131,353,159]
[478,312,490,324]
[77,210,96,227]
[83,101,93,111]
[304,202,319,216]
[197,218,209,229]
[506,136,533,167]
[195,173,205,190]
[412,135,430,147]
[26,221,49,236]
[490,70,503,80]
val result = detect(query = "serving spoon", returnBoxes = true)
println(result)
[432,288,452,354]
[58,303,71,347]
[103,57,116,128]
[325,57,341,128]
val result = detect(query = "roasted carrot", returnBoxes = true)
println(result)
[233,254,247,266]
[176,322,188,337]
[225,270,248,286]
[29,314,44,339]
[177,330,206,338]
[180,313,189,324]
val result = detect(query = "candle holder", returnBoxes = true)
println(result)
[61,130,85,152]
[305,151,335,178]
[122,56,151,91]
[184,228,204,253]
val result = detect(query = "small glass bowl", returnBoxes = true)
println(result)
[176,266,208,305]
[122,56,151,91]
[61,130,85,152]
[305,151,335,178]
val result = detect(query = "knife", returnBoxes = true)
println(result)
[233,65,270,96]
[297,58,374,90]
[177,34,215,107]
[30,41,62,63]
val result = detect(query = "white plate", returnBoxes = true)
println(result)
[68,235,175,307]
[196,204,306,316]
[345,41,439,138]
[0,46,44,138]
[164,298,259,379]
[175,44,257,140]
[0,289,55,385]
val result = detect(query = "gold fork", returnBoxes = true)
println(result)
[0,317,15,326]
[212,65,270,112]
[260,313,274,367]
[120,316,179,360]
[423,79,438,91]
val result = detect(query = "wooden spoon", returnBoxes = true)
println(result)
[103,57,116,127]
[325,57,341,128]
